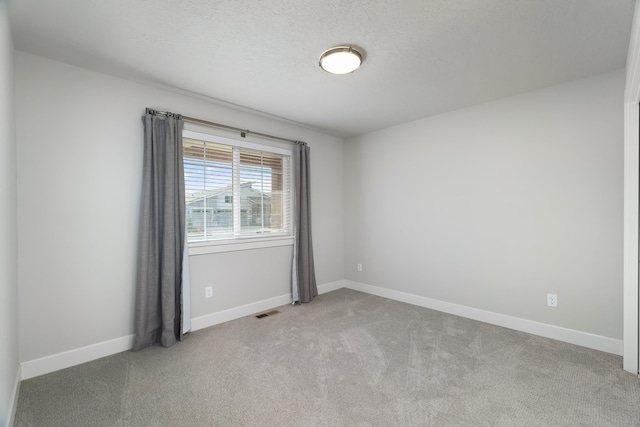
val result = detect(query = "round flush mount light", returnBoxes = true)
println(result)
[319,46,363,74]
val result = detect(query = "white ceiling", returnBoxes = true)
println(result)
[8,0,635,137]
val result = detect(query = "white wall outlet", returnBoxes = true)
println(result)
[547,293,557,307]
[205,286,213,299]
[357,263,363,272]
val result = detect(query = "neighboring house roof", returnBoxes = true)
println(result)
[186,182,269,206]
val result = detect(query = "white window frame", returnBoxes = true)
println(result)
[183,129,294,255]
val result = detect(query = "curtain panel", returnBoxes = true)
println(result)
[133,109,186,350]
[292,141,318,303]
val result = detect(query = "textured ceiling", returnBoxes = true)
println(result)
[8,0,635,137]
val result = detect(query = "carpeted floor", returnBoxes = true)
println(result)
[14,288,640,426]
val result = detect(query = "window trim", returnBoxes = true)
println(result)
[188,235,294,256]
[182,129,293,254]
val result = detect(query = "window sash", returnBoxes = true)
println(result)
[183,130,291,244]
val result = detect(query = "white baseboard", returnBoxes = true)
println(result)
[23,293,294,381]
[191,280,346,332]
[7,365,21,427]
[318,279,346,294]
[20,282,341,381]
[21,334,135,381]
[23,279,617,383]
[345,280,623,356]
[191,293,293,331]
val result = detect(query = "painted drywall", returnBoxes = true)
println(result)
[622,0,640,373]
[344,70,624,340]
[15,51,344,363]
[0,0,19,424]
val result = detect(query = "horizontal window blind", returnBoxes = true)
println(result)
[183,135,291,243]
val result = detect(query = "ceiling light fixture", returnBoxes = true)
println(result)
[319,46,363,75]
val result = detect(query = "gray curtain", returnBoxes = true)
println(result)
[292,141,317,303]
[133,108,186,350]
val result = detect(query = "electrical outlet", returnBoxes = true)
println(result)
[547,293,557,308]
[357,263,363,272]
[205,286,213,299]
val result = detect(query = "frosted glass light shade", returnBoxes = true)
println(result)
[319,47,363,74]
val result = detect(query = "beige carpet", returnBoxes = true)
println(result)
[14,288,640,426]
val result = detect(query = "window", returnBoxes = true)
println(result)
[183,130,291,244]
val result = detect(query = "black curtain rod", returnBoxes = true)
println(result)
[151,109,300,144]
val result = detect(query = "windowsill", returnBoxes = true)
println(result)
[188,235,294,256]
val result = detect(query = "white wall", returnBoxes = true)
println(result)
[15,52,344,363]
[0,0,19,424]
[623,0,640,374]
[345,70,624,340]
